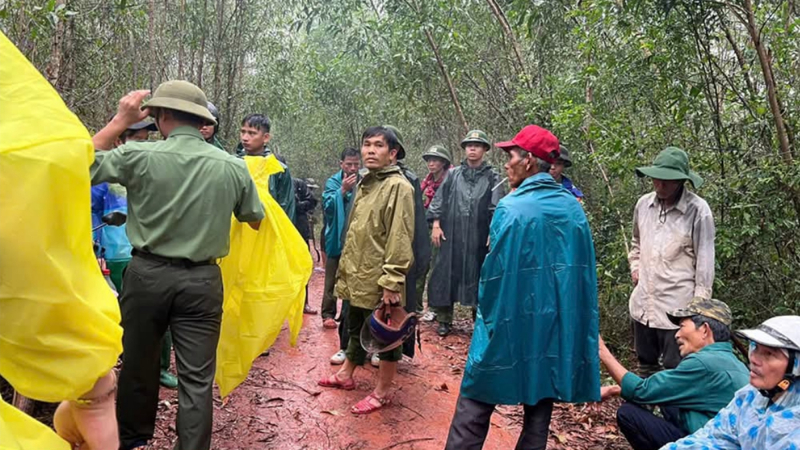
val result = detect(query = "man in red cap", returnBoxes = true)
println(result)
[445,125,600,449]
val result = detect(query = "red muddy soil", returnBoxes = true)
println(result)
[147,264,631,450]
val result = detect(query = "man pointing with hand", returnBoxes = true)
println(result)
[91,81,265,450]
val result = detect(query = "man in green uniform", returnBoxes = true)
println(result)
[90,82,265,450]
[239,113,296,221]
[317,126,415,415]
[90,119,179,390]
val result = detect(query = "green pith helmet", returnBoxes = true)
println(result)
[460,129,490,149]
[142,80,217,125]
[635,146,703,189]
[422,145,452,164]
[382,124,406,160]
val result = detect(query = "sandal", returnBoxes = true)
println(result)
[317,374,355,391]
[351,392,390,415]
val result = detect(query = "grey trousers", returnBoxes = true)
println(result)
[445,395,554,450]
[117,255,223,450]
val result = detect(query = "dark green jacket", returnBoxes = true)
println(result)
[237,147,296,221]
[620,341,750,433]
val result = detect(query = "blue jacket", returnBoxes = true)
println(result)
[664,383,800,449]
[460,173,600,406]
[90,183,132,261]
[561,175,584,199]
[322,170,355,257]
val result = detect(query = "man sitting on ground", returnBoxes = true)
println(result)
[665,315,800,449]
[598,298,749,450]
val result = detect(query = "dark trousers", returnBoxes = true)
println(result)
[117,255,223,450]
[337,300,350,351]
[445,395,554,450]
[321,257,340,319]
[633,320,681,376]
[617,403,687,450]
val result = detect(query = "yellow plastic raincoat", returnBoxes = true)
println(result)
[215,155,312,397]
[0,32,123,450]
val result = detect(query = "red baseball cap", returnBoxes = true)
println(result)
[495,125,560,163]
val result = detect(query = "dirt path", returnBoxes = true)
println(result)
[151,265,630,450]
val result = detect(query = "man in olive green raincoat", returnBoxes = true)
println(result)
[317,126,415,415]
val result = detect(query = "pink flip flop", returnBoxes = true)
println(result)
[317,374,356,391]
[351,393,390,415]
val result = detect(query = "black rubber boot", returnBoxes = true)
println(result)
[437,322,451,337]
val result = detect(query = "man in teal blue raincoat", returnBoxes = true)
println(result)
[446,125,600,450]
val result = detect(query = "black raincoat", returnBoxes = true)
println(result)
[426,161,504,308]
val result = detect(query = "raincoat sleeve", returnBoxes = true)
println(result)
[692,208,715,299]
[233,169,265,223]
[628,197,643,274]
[322,173,345,256]
[620,357,712,410]
[426,170,450,222]
[377,182,415,293]
[661,397,740,449]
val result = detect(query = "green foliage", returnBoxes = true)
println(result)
[3,0,799,350]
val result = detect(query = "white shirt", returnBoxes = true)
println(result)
[628,189,715,330]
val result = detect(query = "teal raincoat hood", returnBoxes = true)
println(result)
[460,172,601,405]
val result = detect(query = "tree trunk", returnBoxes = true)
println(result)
[197,0,208,88]
[422,28,469,136]
[148,0,157,90]
[178,0,185,79]
[44,0,67,88]
[213,0,226,99]
[741,0,793,162]
[484,0,531,90]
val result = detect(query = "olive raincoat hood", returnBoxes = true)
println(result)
[460,172,601,406]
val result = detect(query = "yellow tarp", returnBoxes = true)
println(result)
[215,155,312,397]
[0,31,123,450]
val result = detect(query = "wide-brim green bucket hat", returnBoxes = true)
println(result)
[382,124,406,160]
[460,129,490,149]
[636,146,703,189]
[422,144,452,164]
[142,80,217,126]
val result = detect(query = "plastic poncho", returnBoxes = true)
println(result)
[426,161,504,308]
[322,170,356,258]
[0,31,123,449]
[215,155,312,397]
[91,183,133,261]
[460,173,600,406]
[662,383,800,449]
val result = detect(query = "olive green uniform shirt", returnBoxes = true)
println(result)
[90,126,265,262]
[335,165,415,309]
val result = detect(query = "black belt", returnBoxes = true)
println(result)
[132,249,216,267]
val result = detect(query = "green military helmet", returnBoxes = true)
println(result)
[142,80,217,126]
[382,124,406,160]
[667,297,733,327]
[461,129,491,149]
[422,145,452,164]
